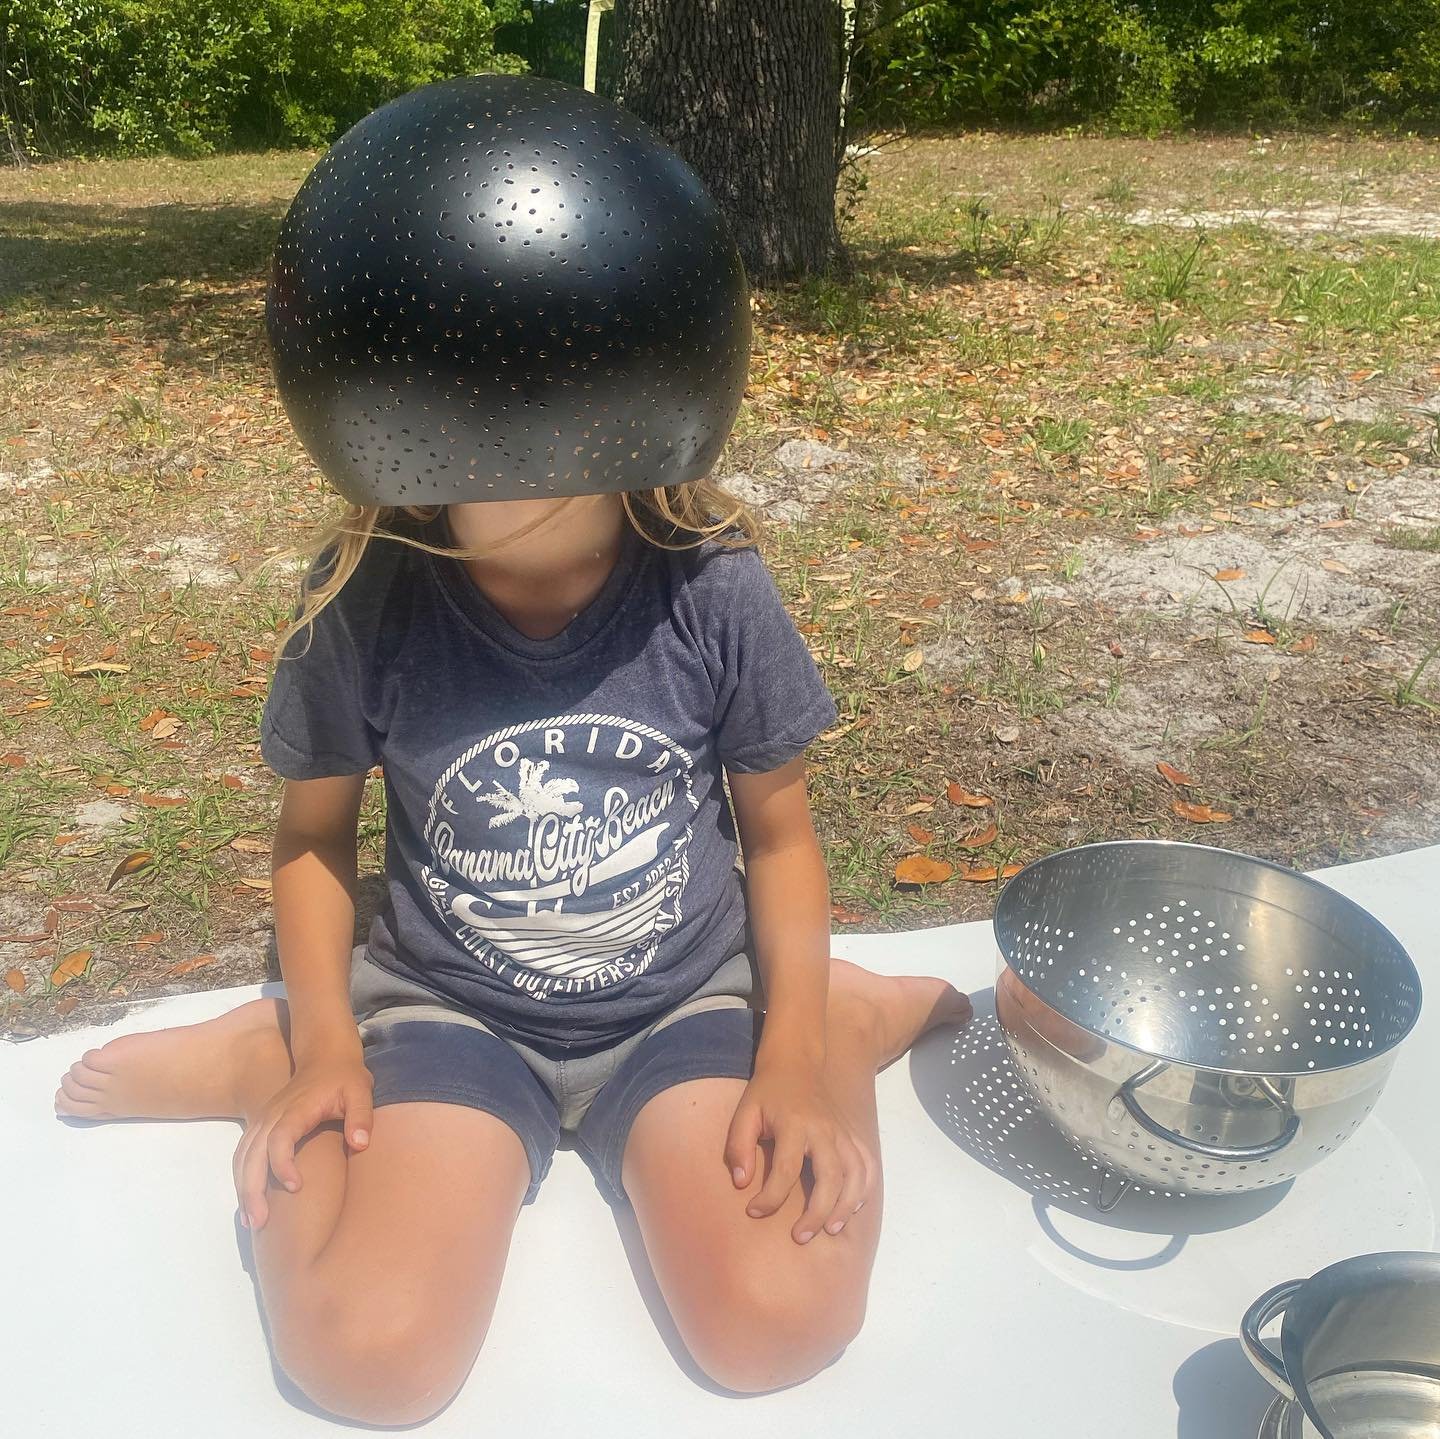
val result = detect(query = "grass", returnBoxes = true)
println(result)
[4,131,1440,1033]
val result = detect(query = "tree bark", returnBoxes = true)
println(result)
[614,0,844,283]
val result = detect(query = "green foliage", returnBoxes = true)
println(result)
[2,0,527,159]
[852,0,1440,134]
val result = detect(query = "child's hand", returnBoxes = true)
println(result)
[233,1052,373,1230]
[724,1058,874,1245]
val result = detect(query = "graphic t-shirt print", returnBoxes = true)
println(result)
[419,714,698,1002]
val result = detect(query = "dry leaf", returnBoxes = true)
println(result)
[149,716,182,741]
[1212,568,1246,582]
[902,800,935,815]
[163,954,216,979]
[229,836,269,853]
[1156,761,1195,787]
[946,782,994,808]
[901,647,925,673]
[137,793,187,808]
[137,708,169,733]
[1000,862,1024,879]
[830,902,867,925]
[959,822,999,849]
[1242,629,1277,645]
[106,850,154,891]
[1321,558,1353,575]
[237,876,273,891]
[894,855,954,886]
[219,774,244,790]
[0,752,25,768]
[1289,633,1318,655]
[906,823,935,846]
[1172,799,1234,824]
[4,968,25,993]
[958,864,1000,882]
[50,949,93,987]
[55,993,78,1016]
[920,595,942,609]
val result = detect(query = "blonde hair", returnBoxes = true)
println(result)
[278,478,759,654]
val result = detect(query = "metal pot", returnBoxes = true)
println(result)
[993,841,1421,1208]
[1243,1251,1440,1439]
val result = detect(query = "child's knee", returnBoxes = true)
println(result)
[271,1288,472,1425]
[681,1269,867,1394]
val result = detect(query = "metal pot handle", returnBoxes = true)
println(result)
[1113,1060,1301,1161]
[1241,1278,1303,1400]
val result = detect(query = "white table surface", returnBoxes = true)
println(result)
[3,845,1436,1438]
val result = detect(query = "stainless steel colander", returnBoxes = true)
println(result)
[993,841,1422,1208]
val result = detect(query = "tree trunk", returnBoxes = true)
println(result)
[614,0,844,283]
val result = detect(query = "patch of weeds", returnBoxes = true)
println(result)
[1169,373,1230,401]
[1096,174,1138,207]
[1143,313,1183,356]
[1395,637,1440,711]
[1390,525,1440,553]
[955,198,1067,272]
[1033,417,1091,455]
[1343,415,1413,448]
[1139,232,1208,305]
[1060,550,1085,580]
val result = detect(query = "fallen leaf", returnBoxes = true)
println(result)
[133,932,165,947]
[137,793,187,808]
[4,968,25,993]
[1172,799,1234,824]
[163,954,216,979]
[219,774,245,790]
[149,716,182,741]
[1213,568,1246,582]
[1157,761,1195,787]
[106,850,154,891]
[995,726,1021,744]
[1289,633,1318,655]
[958,864,1000,882]
[1001,862,1024,878]
[229,836,270,854]
[137,708,170,732]
[237,876,273,891]
[52,832,81,847]
[50,949,93,987]
[920,595,942,609]
[902,800,935,815]
[959,822,999,849]
[894,855,954,886]
[830,903,867,925]
[1243,629,1277,645]
[946,782,994,808]
[906,823,935,846]
[0,752,25,767]
[1107,641,1124,659]
[1321,558,1353,575]
[901,647,925,673]
[55,993,78,1016]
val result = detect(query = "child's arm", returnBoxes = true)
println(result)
[724,757,873,1244]
[233,773,373,1230]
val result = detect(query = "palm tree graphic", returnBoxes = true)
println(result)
[478,759,582,839]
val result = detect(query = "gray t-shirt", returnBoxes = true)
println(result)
[260,519,836,1057]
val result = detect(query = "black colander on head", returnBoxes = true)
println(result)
[265,74,751,506]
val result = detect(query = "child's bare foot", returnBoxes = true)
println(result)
[827,957,972,1070]
[54,997,290,1122]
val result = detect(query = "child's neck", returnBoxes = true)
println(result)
[446,496,628,642]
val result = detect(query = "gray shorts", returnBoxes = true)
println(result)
[350,947,763,1205]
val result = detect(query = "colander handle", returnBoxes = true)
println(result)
[1114,1060,1301,1161]
[1241,1278,1303,1401]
